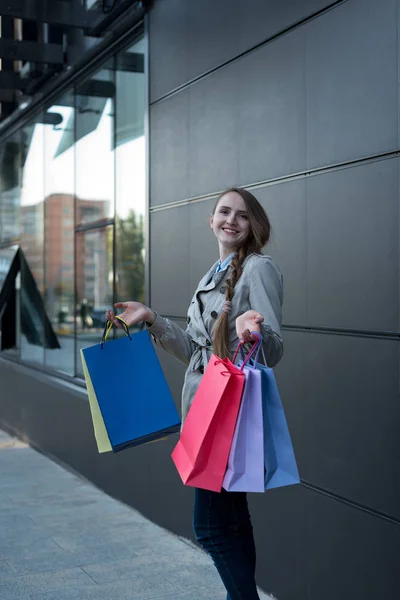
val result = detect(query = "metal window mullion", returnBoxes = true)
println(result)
[112,53,117,336]
[42,111,48,368]
[144,13,150,308]
[73,88,78,378]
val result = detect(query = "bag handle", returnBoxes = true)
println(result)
[239,333,268,367]
[232,333,262,370]
[100,315,131,349]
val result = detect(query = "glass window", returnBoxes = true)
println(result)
[75,63,115,226]
[19,117,45,366]
[115,38,146,303]
[76,226,113,376]
[0,31,146,380]
[0,134,21,246]
[43,92,75,374]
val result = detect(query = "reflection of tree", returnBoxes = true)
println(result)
[117,210,145,303]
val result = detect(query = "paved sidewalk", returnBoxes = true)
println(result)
[0,430,273,600]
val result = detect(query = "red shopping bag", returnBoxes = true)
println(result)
[171,341,258,492]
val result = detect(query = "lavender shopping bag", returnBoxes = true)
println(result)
[222,365,265,492]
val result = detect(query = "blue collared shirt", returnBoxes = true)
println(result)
[215,252,235,274]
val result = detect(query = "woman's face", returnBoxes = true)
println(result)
[210,191,251,252]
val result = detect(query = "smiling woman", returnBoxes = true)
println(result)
[210,191,251,261]
[106,185,283,600]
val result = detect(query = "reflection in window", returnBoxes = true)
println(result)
[44,92,75,374]
[20,118,45,365]
[116,38,146,303]
[0,32,146,379]
[75,65,115,226]
[0,135,21,246]
[76,227,113,375]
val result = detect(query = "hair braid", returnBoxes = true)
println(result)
[213,245,249,359]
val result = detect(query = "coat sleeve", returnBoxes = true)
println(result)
[247,256,284,367]
[146,312,195,366]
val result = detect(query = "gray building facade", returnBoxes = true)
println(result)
[0,1,398,599]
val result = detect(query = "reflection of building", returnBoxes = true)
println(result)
[76,227,108,308]
[20,194,109,312]
[20,204,44,291]
[45,194,109,308]
[44,194,74,298]
[76,198,109,307]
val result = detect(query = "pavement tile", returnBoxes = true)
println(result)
[0,560,15,579]
[7,542,139,576]
[81,554,220,587]
[0,539,62,561]
[0,567,93,596]
[31,575,178,600]
[30,591,81,600]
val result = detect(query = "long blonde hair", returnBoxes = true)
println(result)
[213,187,271,359]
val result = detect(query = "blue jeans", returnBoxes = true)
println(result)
[193,488,260,600]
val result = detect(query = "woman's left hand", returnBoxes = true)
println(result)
[236,310,264,343]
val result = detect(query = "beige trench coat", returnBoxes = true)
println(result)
[148,253,283,421]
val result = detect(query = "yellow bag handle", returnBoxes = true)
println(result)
[100,315,131,348]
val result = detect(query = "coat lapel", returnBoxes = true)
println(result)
[192,263,232,341]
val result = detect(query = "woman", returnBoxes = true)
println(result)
[106,187,283,600]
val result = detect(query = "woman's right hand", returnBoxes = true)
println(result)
[105,302,156,329]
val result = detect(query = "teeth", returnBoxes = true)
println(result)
[224,229,237,233]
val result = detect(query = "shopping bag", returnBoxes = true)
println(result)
[171,340,258,492]
[257,360,300,490]
[222,365,265,492]
[81,317,181,453]
[232,335,300,491]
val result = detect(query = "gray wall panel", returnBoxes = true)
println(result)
[306,0,398,168]
[308,490,400,600]
[248,484,400,600]
[307,159,398,331]
[149,0,188,103]
[238,1,338,53]
[255,181,307,325]
[237,28,306,185]
[154,317,187,403]
[250,484,309,600]
[150,90,189,207]
[149,0,342,103]
[273,330,309,479]
[286,331,400,517]
[188,65,239,198]
[150,206,190,315]
[188,198,220,294]
[184,0,240,89]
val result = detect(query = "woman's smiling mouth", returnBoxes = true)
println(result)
[222,228,239,234]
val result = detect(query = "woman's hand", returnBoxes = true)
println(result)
[236,310,264,343]
[105,302,156,329]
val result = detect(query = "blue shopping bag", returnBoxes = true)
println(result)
[237,336,300,490]
[81,317,181,453]
[257,362,300,490]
